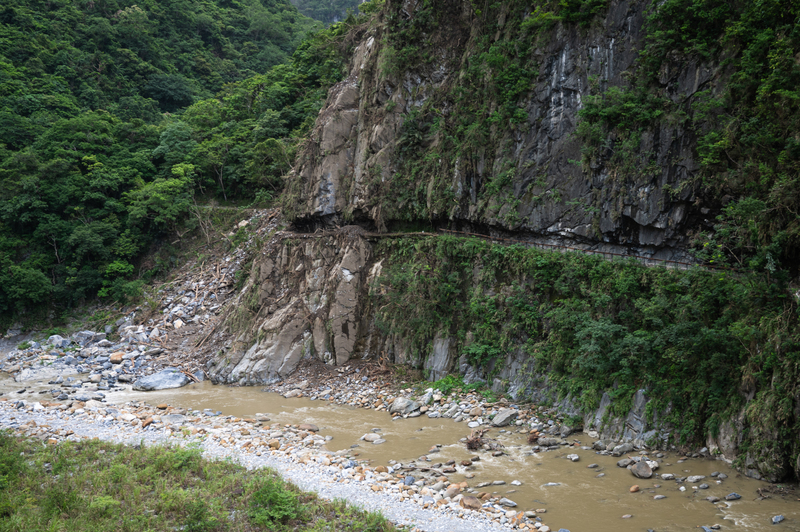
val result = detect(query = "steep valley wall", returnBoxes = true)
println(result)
[284,0,715,259]
[208,227,798,483]
[209,0,800,482]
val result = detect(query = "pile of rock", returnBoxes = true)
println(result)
[0,331,202,401]
[615,455,660,478]
[141,210,276,336]
[0,212,283,393]
[268,365,571,440]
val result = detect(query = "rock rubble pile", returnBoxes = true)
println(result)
[0,331,194,399]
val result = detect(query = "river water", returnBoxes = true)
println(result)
[3,375,798,531]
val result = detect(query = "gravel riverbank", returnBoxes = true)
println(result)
[0,326,752,532]
[0,397,562,532]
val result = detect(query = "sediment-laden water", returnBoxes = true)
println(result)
[98,380,798,532]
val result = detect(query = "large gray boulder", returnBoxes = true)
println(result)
[389,397,420,414]
[47,335,71,348]
[73,330,105,346]
[133,368,190,391]
[160,414,187,425]
[419,388,434,405]
[631,460,653,479]
[492,408,518,427]
[612,442,635,456]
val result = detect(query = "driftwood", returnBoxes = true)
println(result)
[465,428,503,451]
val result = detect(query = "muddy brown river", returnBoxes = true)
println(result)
[4,375,798,531]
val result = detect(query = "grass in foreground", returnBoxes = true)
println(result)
[0,431,396,532]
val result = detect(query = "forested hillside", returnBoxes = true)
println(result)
[0,0,377,320]
[0,0,316,122]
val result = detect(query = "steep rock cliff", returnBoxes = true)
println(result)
[207,226,797,481]
[285,0,717,259]
[208,228,376,385]
[209,0,800,481]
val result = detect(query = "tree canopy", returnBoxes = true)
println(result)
[0,0,368,320]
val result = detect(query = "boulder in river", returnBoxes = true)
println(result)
[492,408,518,427]
[612,442,634,455]
[537,437,560,446]
[133,368,190,391]
[631,460,653,479]
[560,425,577,437]
[389,397,420,414]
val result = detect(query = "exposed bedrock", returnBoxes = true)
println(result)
[206,229,790,481]
[209,0,793,482]
[286,0,718,259]
[208,230,374,386]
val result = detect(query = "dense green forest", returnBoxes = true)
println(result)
[0,0,375,320]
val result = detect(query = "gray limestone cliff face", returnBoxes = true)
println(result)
[288,0,719,259]
[206,226,786,481]
[207,229,376,385]
[208,0,786,481]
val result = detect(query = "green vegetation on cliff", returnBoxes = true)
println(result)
[578,0,800,275]
[376,0,548,225]
[291,0,364,23]
[374,235,799,478]
[334,0,800,283]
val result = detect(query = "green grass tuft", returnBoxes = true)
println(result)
[0,431,397,532]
